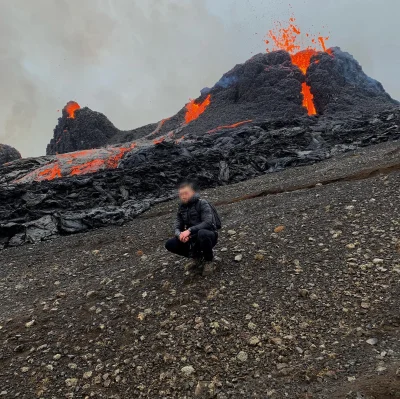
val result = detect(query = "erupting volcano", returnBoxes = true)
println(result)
[65,101,81,119]
[265,17,332,115]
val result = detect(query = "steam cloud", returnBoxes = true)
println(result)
[0,0,398,157]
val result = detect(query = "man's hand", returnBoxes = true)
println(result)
[179,230,191,242]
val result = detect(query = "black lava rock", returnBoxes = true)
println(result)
[0,144,21,165]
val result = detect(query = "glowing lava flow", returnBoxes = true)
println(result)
[65,101,81,118]
[185,94,211,124]
[14,143,136,184]
[301,83,316,115]
[207,120,253,134]
[153,136,165,145]
[265,17,332,115]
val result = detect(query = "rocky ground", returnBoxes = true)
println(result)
[0,140,399,398]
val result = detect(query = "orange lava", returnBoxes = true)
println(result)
[265,16,332,115]
[207,120,253,134]
[106,144,136,168]
[291,49,318,74]
[70,159,105,176]
[37,163,62,180]
[301,83,316,115]
[153,136,165,145]
[65,101,80,119]
[15,144,136,183]
[185,94,211,124]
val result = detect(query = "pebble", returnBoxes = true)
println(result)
[248,322,257,330]
[361,302,370,309]
[366,338,378,345]
[274,225,285,233]
[234,254,243,262]
[65,378,78,387]
[181,365,195,376]
[373,258,384,264]
[53,354,62,360]
[25,320,35,328]
[195,381,212,397]
[270,337,282,345]
[237,351,248,362]
[249,336,260,346]
[227,230,236,236]
[83,371,93,379]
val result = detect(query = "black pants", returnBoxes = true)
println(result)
[165,229,217,261]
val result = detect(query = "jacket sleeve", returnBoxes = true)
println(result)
[174,211,184,237]
[189,200,214,235]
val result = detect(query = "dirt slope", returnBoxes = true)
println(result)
[0,141,399,398]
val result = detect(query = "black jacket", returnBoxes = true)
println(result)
[174,194,215,237]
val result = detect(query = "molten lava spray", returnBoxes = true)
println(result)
[185,94,211,124]
[265,17,332,115]
[65,101,81,119]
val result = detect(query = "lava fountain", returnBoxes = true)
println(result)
[65,101,81,119]
[265,17,332,115]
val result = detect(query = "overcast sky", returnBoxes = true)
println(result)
[0,0,398,157]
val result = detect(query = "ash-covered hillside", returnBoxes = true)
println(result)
[1,140,399,398]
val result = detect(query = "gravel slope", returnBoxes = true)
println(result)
[0,141,399,399]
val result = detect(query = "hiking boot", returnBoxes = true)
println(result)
[184,258,204,272]
[202,261,216,277]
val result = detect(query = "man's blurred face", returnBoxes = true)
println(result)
[179,185,195,204]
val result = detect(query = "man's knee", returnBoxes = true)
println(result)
[165,237,177,252]
[198,229,212,241]
[197,229,207,240]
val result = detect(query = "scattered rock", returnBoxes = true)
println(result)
[181,365,195,377]
[270,337,282,346]
[249,336,260,346]
[237,351,248,362]
[83,371,93,379]
[65,378,78,388]
[274,225,285,233]
[25,320,35,328]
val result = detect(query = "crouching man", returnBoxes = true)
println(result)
[165,182,218,276]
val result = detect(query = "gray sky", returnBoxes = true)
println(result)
[0,0,398,157]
